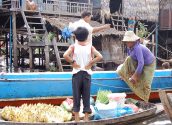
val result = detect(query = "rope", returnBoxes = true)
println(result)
[156,57,165,62]
[91,81,172,91]
[146,24,159,39]
[156,57,172,62]
[158,44,172,55]
[158,34,172,55]
[92,81,131,90]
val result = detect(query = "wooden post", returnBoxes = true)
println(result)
[166,31,169,59]
[21,35,25,66]
[52,37,63,72]
[155,23,158,68]
[29,47,34,71]
[5,33,8,72]
[12,12,18,72]
[9,15,12,72]
[22,0,26,10]
[44,38,50,71]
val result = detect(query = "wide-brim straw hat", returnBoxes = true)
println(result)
[122,31,140,42]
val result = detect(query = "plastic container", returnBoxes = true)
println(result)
[108,93,126,107]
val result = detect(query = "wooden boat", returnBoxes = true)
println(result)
[0,69,171,107]
[0,101,164,125]
[159,90,172,122]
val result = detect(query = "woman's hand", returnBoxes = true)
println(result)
[129,74,139,84]
[129,77,136,84]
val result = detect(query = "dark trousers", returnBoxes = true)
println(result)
[72,71,91,113]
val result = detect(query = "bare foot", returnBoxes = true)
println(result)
[84,113,89,121]
[74,112,80,122]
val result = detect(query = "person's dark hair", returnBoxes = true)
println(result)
[81,11,91,18]
[73,27,89,42]
[162,62,170,69]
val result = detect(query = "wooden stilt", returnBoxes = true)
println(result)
[5,33,8,72]
[12,12,18,72]
[29,47,33,71]
[52,38,63,72]
[44,45,50,70]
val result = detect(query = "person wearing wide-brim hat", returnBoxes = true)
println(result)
[117,31,155,102]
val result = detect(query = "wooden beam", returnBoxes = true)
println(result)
[159,90,172,122]
[88,0,91,4]
[29,47,33,71]
[12,12,18,72]
[44,45,50,71]
[52,37,63,72]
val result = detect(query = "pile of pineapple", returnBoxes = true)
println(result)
[1,103,72,123]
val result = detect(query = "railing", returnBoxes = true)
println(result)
[1,0,21,10]
[35,0,92,16]
[0,0,92,16]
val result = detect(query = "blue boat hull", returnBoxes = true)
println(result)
[0,70,171,99]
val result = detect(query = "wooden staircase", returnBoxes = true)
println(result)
[111,14,127,31]
[21,10,48,71]
[21,10,46,40]
[52,38,72,72]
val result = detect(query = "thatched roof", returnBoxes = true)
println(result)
[160,0,172,9]
[122,0,159,22]
[43,16,125,37]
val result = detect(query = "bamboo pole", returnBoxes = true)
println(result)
[155,23,158,68]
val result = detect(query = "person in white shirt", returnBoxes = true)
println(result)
[69,11,111,45]
[63,27,103,122]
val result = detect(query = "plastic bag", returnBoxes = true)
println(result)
[62,27,72,39]
[60,98,73,112]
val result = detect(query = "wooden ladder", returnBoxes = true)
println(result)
[21,10,46,40]
[52,38,72,72]
[111,14,127,31]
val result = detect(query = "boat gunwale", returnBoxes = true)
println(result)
[0,102,157,125]
[0,69,171,75]
[0,76,171,81]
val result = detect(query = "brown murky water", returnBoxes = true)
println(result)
[132,113,171,125]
